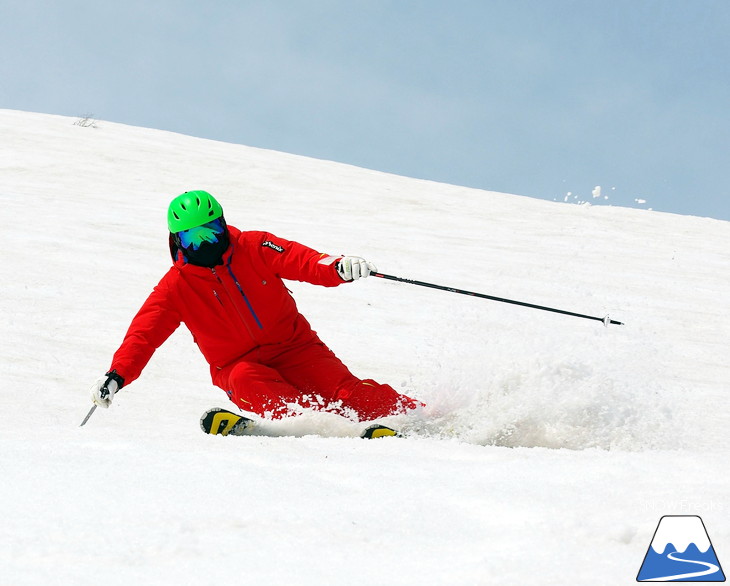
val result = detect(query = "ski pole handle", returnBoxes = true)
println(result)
[81,372,121,427]
[80,385,109,427]
[79,385,110,427]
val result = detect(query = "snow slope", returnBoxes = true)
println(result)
[1,110,728,585]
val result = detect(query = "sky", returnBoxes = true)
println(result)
[2,0,729,220]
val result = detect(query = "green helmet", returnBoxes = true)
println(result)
[167,190,224,232]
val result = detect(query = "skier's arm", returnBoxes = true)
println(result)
[106,276,182,388]
[252,232,375,286]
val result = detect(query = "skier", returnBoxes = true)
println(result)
[90,190,421,430]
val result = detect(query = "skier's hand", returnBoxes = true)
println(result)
[90,370,124,408]
[337,256,377,281]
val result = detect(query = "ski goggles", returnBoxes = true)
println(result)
[175,218,226,251]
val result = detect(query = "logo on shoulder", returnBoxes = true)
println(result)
[262,240,285,253]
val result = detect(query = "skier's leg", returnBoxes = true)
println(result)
[333,378,422,421]
[270,339,422,421]
[216,360,324,418]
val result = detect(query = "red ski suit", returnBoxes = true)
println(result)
[109,226,418,421]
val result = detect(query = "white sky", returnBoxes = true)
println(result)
[2,0,729,220]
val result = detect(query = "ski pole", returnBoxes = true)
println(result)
[371,272,624,326]
[79,385,111,427]
[80,404,97,427]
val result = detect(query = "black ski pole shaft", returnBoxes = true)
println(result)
[371,272,624,326]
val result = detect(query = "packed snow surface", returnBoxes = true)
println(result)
[1,110,728,584]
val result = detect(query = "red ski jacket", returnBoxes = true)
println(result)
[109,226,345,385]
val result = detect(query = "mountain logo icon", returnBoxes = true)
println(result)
[637,515,725,582]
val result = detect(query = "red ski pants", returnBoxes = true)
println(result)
[212,336,420,421]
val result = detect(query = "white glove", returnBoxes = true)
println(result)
[337,256,377,281]
[90,370,124,408]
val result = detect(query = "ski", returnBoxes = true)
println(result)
[200,407,400,439]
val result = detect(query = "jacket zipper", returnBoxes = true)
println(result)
[226,265,263,329]
[211,267,263,331]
